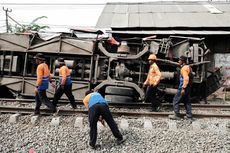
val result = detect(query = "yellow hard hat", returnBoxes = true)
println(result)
[148,54,157,60]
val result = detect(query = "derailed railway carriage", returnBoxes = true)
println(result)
[0,30,221,103]
[0,32,94,100]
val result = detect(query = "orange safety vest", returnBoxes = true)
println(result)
[179,65,190,89]
[36,63,51,90]
[59,65,72,86]
[144,63,161,86]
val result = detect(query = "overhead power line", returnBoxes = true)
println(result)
[0,3,106,6]
[7,15,24,28]
[11,21,76,28]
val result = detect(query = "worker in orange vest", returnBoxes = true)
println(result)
[169,55,193,121]
[34,53,56,115]
[143,54,162,112]
[53,58,77,109]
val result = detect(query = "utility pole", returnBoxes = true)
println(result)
[3,7,12,33]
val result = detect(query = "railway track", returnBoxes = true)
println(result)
[0,105,229,119]
[1,98,230,110]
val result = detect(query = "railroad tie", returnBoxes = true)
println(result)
[192,121,201,131]
[120,119,129,130]
[30,116,39,126]
[168,120,177,131]
[74,117,84,129]
[144,119,153,129]
[50,117,60,126]
[9,114,20,124]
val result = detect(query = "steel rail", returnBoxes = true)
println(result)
[0,106,229,118]
[1,98,230,109]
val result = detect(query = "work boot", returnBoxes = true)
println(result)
[168,113,182,120]
[72,105,77,109]
[184,116,194,123]
[116,136,126,145]
[89,144,100,150]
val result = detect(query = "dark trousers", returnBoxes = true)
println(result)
[172,87,192,118]
[145,85,160,110]
[53,84,76,108]
[35,90,56,114]
[88,103,123,146]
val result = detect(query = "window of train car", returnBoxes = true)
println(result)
[0,52,24,76]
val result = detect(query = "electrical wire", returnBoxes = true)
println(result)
[0,3,106,5]
[9,21,76,28]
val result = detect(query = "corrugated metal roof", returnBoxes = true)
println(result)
[106,30,230,35]
[96,1,230,29]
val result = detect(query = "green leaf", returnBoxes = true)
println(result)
[30,16,47,25]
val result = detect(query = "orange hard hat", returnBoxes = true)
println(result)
[148,54,157,60]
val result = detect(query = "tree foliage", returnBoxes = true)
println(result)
[9,16,49,33]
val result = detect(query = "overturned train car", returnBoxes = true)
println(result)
[0,32,221,103]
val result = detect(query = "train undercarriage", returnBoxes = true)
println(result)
[0,30,222,103]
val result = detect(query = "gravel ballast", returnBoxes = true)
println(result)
[0,114,229,153]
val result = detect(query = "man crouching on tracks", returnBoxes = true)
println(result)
[143,54,162,112]
[34,53,57,115]
[83,89,126,150]
[52,58,77,109]
[169,55,193,122]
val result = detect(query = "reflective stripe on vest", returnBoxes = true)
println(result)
[59,75,72,85]
[38,75,49,90]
